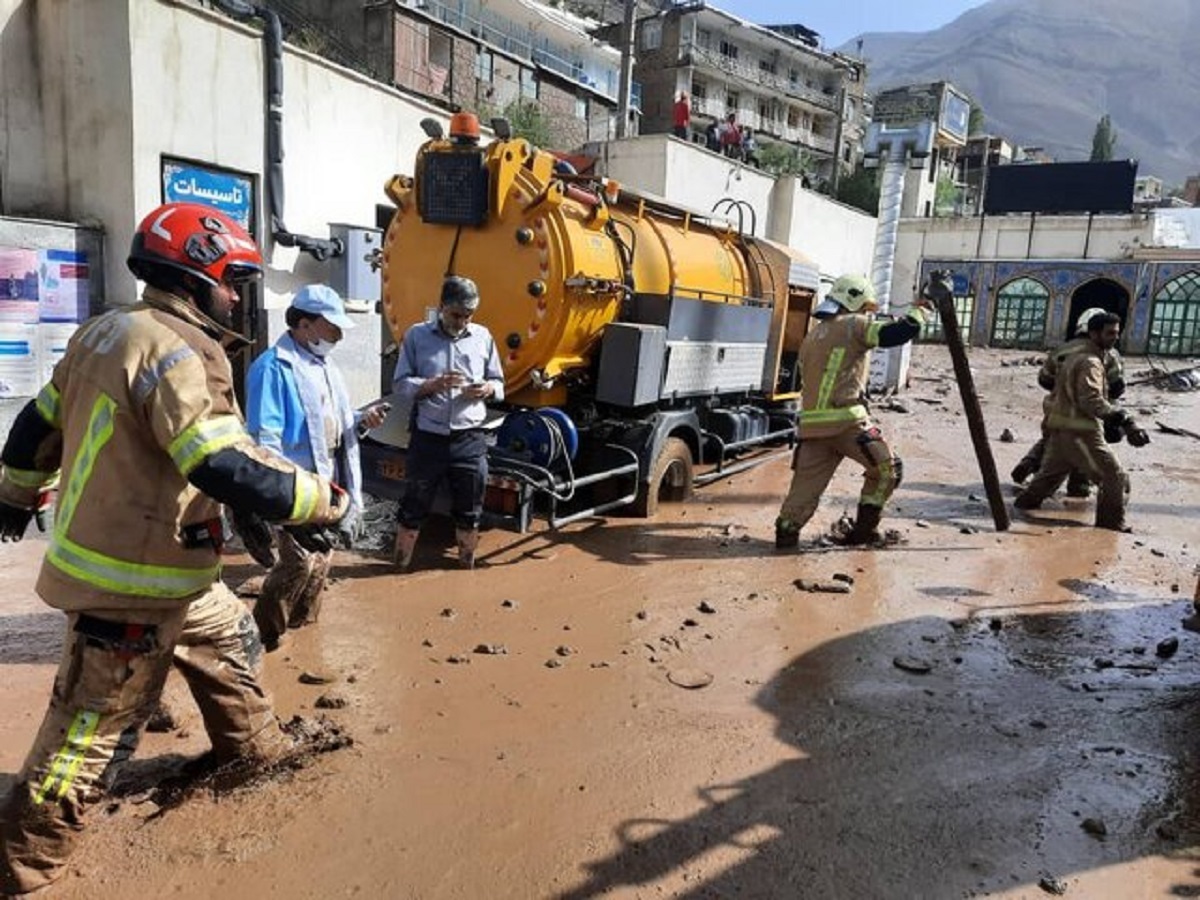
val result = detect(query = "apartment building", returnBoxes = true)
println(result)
[599,2,866,187]
[262,0,626,149]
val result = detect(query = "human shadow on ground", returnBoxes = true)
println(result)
[557,604,1200,899]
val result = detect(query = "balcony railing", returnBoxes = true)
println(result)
[682,43,839,113]
[415,0,619,98]
[690,96,836,154]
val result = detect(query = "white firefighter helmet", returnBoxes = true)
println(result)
[1075,307,1108,335]
[816,273,877,315]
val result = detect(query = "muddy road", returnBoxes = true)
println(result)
[3,346,1200,899]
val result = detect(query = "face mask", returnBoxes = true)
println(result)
[307,337,337,358]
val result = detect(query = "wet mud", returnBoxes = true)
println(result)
[3,346,1200,898]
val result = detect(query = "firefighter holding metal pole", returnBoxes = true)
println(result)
[775,274,931,549]
[0,202,348,895]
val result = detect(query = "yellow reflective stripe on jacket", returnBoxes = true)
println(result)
[46,533,219,598]
[289,469,321,523]
[801,405,868,425]
[36,383,62,428]
[167,415,245,476]
[3,466,59,490]
[33,709,101,804]
[815,347,846,410]
[1046,412,1098,432]
[865,320,884,347]
[55,395,116,533]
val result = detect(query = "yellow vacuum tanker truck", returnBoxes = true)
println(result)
[363,113,819,529]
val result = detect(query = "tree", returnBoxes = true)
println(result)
[1090,114,1117,162]
[478,99,555,149]
[756,142,814,180]
[968,101,986,137]
[934,175,961,217]
[836,165,880,216]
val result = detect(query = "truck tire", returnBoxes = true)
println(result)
[630,437,693,518]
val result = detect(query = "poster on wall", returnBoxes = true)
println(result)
[0,248,40,324]
[161,159,255,232]
[38,323,77,385]
[38,249,90,322]
[0,323,39,398]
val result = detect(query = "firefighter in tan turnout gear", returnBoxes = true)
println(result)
[1014,310,1148,531]
[0,202,348,895]
[775,274,931,549]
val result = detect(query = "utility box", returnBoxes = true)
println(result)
[596,323,666,408]
[328,224,382,308]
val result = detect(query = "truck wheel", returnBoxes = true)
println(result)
[630,437,693,518]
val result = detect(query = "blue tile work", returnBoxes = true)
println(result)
[914,258,1188,352]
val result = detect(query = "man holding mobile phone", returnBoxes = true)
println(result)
[391,275,505,570]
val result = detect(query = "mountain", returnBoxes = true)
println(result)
[841,0,1200,186]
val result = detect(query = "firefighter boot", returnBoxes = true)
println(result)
[837,504,883,546]
[392,527,420,571]
[456,528,480,570]
[775,517,800,550]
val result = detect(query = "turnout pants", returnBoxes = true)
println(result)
[253,527,332,648]
[779,422,900,531]
[1,582,284,895]
[1015,427,1129,529]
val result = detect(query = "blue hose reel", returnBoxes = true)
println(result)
[495,407,579,468]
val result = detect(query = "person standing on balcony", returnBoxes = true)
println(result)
[672,92,691,140]
[720,112,742,158]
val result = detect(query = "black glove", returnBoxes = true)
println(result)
[0,491,51,543]
[286,524,336,555]
[1123,422,1151,448]
[229,508,277,568]
[1103,418,1124,444]
[1102,410,1131,430]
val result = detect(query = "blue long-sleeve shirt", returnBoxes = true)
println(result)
[392,320,505,434]
[246,333,363,507]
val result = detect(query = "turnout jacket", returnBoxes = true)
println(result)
[0,287,341,616]
[798,308,927,438]
[1045,341,1121,434]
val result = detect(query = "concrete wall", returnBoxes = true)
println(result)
[770,177,876,283]
[593,134,777,238]
[893,213,1154,307]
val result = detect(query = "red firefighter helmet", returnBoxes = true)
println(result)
[127,202,263,287]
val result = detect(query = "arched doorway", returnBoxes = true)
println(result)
[992,277,1049,349]
[1149,271,1200,357]
[1066,277,1130,341]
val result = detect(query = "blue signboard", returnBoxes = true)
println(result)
[162,161,255,233]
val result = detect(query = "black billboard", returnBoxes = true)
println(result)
[983,160,1138,215]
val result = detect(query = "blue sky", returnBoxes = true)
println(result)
[711,1,991,49]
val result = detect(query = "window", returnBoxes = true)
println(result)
[788,68,799,85]
[640,19,662,51]
[1149,271,1200,356]
[758,100,770,121]
[697,29,712,49]
[921,281,975,345]
[787,107,799,127]
[992,277,1049,349]
[719,39,738,59]
[726,91,739,113]
[475,50,493,83]
[575,95,588,120]
[519,67,537,100]
[692,81,707,102]
[758,59,776,76]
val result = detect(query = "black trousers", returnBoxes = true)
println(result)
[399,428,488,530]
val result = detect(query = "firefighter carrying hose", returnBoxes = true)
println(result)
[0,202,348,895]
[775,274,931,549]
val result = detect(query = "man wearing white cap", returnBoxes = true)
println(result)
[244,284,388,649]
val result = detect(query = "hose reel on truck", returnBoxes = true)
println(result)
[369,114,819,530]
